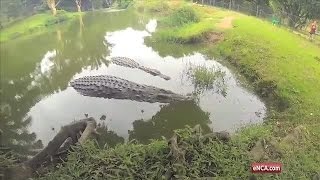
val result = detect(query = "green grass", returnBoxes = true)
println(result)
[135,0,171,14]
[154,20,214,43]
[148,3,238,44]
[186,64,227,96]
[0,10,80,42]
[212,16,320,119]
[37,127,253,179]
[205,6,320,180]
[162,6,200,27]
[115,0,134,9]
[150,5,216,43]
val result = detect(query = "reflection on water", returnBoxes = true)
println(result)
[0,9,266,154]
[40,50,56,74]
[0,103,43,155]
[145,19,157,33]
[129,101,211,144]
[96,122,125,148]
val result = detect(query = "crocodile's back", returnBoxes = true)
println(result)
[70,75,189,103]
[110,57,171,80]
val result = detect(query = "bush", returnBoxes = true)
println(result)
[147,0,170,13]
[164,6,200,27]
[136,0,170,14]
[154,21,214,44]
[116,0,133,9]
[186,64,227,96]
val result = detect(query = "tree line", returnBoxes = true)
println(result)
[0,0,319,29]
[195,0,320,28]
[0,0,114,25]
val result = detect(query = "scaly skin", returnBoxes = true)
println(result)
[110,57,171,80]
[70,75,191,103]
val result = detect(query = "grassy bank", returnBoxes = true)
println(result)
[210,13,320,179]
[145,1,320,178]
[0,11,81,42]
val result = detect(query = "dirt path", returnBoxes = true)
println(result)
[217,16,235,29]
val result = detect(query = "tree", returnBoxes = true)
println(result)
[46,0,62,15]
[244,0,270,16]
[74,0,82,12]
[271,0,320,28]
[89,0,100,10]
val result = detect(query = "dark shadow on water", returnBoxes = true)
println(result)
[144,37,205,58]
[128,100,212,144]
[96,122,125,149]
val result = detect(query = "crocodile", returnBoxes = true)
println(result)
[110,57,171,80]
[70,75,191,103]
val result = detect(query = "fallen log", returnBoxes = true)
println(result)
[5,117,98,180]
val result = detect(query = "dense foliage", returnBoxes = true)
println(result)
[194,0,320,28]
[1,0,319,29]
[164,6,200,27]
[38,126,251,179]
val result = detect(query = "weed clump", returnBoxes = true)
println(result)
[148,5,214,44]
[185,64,227,96]
[146,0,170,13]
[164,6,200,27]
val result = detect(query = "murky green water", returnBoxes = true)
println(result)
[0,9,265,153]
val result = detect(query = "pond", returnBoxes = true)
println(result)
[0,9,266,152]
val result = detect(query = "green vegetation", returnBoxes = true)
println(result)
[149,5,217,43]
[0,11,80,42]
[153,21,214,43]
[212,15,320,114]
[137,0,170,14]
[209,14,320,178]
[186,64,227,96]
[163,6,200,27]
[115,0,134,9]
[39,127,253,179]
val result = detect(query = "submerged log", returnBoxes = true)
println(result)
[6,118,98,180]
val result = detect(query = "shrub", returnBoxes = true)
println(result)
[186,64,227,96]
[116,0,133,9]
[147,0,170,13]
[164,6,200,27]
